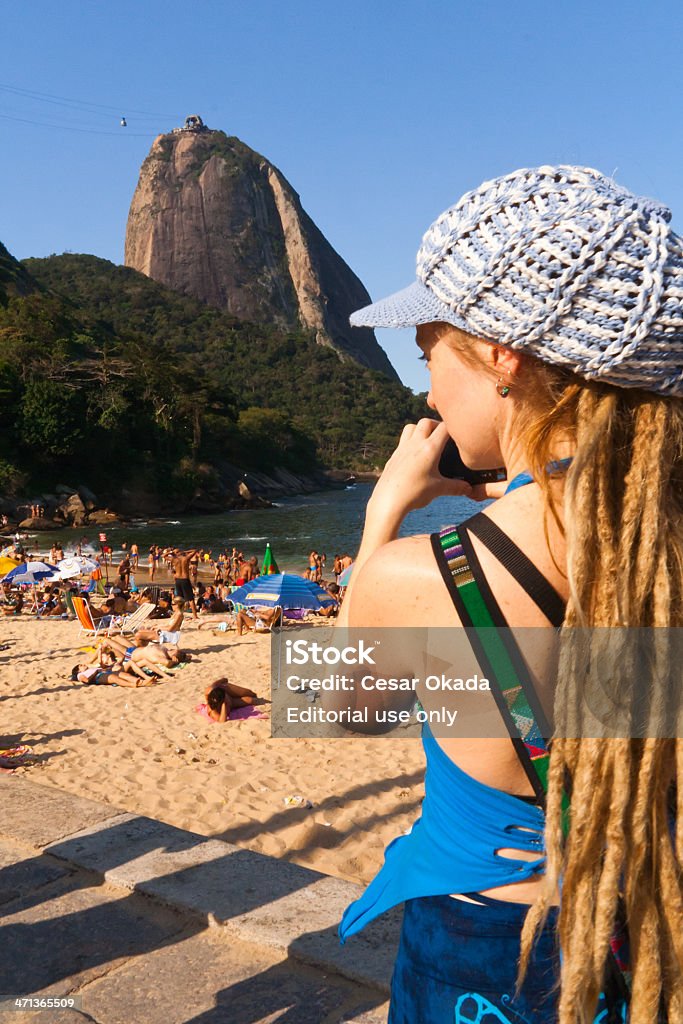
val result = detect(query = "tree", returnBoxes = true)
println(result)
[19,378,84,457]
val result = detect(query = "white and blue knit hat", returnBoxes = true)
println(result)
[351,165,683,396]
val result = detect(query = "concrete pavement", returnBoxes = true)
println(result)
[0,776,397,1023]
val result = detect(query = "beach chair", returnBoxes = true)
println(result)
[233,603,282,632]
[72,596,107,638]
[117,601,156,636]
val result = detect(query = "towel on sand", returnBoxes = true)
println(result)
[194,703,268,722]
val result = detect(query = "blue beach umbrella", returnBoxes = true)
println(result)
[229,572,336,611]
[2,560,60,585]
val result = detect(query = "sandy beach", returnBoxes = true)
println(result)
[0,588,425,888]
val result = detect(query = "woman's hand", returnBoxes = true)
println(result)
[366,420,472,532]
[337,421,471,628]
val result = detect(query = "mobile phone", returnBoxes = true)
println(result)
[438,438,507,485]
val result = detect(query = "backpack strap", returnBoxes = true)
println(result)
[464,513,566,627]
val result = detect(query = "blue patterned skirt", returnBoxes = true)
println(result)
[388,894,625,1024]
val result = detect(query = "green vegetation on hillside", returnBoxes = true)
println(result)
[0,253,426,503]
[0,242,37,305]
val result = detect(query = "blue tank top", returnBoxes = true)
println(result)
[339,725,545,942]
[340,472,568,943]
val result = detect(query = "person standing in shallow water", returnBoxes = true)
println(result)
[337,166,683,1023]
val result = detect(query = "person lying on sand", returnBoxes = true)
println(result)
[236,606,282,635]
[99,636,191,678]
[70,647,154,688]
[203,678,259,722]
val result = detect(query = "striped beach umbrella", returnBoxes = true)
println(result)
[57,556,99,579]
[229,572,335,610]
[2,560,60,584]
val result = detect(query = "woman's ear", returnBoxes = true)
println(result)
[491,345,525,378]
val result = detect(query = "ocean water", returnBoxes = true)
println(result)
[20,484,487,571]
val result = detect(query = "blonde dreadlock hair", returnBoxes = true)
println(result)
[445,325,683,1023]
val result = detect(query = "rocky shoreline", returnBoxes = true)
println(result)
[0,465,361,533]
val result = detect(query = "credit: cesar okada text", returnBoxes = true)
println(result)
[281,637,490,692]
[275,635,490,731]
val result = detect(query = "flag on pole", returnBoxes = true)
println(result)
[261,542,279,575]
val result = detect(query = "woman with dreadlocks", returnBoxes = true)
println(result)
[336,167,682,1023]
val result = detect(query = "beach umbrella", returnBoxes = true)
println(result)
[338,562,354,587]
[0,556,20,576]
[57,555,99,579]
[2,560,60,585]
[261,542,279,575]
[229,572,336,610]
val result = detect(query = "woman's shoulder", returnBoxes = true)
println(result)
[345,533,453,628]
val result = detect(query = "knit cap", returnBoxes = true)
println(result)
[350,165,683,396]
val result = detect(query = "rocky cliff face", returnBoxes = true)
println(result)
[125,128,398,379]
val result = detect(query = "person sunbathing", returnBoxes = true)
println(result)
[99,636,190,678]
[203,678,259,722]
[1,592,23,616]
[88,597,119,626]
[38,587,67,617]
[314,582,340,618]
[135,597,185,645]
[70,648,153,687]
[236,606,282,635]
[111,591,136,614]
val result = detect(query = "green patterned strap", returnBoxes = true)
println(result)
[435,525,551,798]
[434,523,630,1004]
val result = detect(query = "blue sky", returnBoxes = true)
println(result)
[2,0,682,392]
